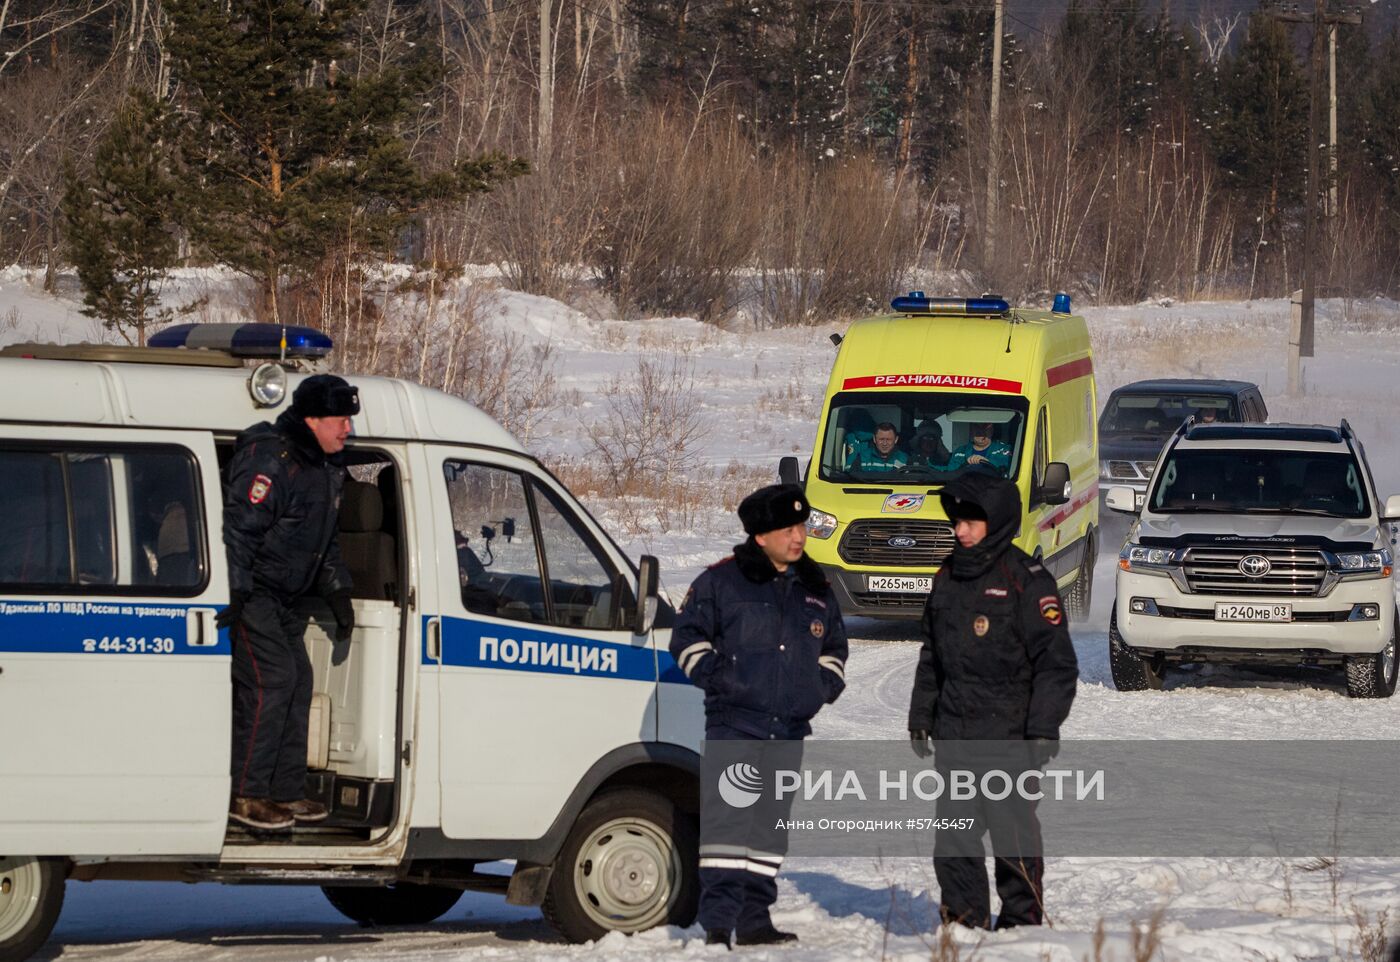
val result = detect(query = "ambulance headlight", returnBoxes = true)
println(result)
[806,507,838,540]
[248,362,288,407]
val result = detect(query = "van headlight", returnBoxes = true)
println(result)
[1118,544,1185,572]
[1333,549,1392,578]
[806,507,838,540]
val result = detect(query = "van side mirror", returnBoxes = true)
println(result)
[633,554,660,635]
[1383,494,1400,522]
[778,457,799,486]
[1037,462,1071,506]
[1105,485,1139,514]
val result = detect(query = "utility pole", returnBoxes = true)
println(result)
[1263,1,1361,394]
[983,0,1004,274]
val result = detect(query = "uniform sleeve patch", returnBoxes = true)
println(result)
[248,474,273,505]
[804,595,827,609]
[1039,595,1063,625]
[810,619,826,638]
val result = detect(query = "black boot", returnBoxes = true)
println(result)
[735,924,798,945]
[704,928,732,949]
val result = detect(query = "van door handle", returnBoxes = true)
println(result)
[426,617,442,661]
[187,608,217,647]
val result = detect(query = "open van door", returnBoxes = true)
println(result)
[0,427,231,856]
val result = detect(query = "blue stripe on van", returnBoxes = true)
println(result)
[427,614,667,683]
[0,600,229,655]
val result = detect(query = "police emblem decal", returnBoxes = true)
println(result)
[973,615,989,636]
[247,474,273,504]
[1039,596,1063,625]
[810,619,825,639]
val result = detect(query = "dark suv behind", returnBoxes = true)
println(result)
[1098,379,1268,521]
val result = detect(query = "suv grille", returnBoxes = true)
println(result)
[1106,460,1157,481]
[1182,546,1327,596]
[839,519,955,567]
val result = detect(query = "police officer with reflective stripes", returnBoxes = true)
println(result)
[907,472,1078,930]
[669,483,848,949]
[218,375,359,831]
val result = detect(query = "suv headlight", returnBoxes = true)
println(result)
[1119,543,1185,572]
[1333,549,1392,577]
[806,507,838,540]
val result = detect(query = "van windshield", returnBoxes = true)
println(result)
[1100,393,1237,438]
[1149,450,1370,518]
[817,391,1030,484]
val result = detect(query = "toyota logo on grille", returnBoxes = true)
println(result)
[888,536,918,548]
[1238,555,1272,578]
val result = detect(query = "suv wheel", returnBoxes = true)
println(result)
[1065,531,1096,622]
[1108,607,1164,692]
[542,788,698,943]
[1344,610,1398,699]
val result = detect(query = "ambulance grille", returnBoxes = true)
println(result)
[839,519,956,567]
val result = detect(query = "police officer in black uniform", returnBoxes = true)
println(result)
[218,374,359,831]
[907,472,1078,930]
[670,483,848,949]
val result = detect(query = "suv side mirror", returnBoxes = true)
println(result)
[1384,494,1400,522]
[633,554,660,635]
[778,456,799,486]
[1105,485,1139,514]
[1037,462,1071,506]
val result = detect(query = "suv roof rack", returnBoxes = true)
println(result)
[1340,418,1354,440]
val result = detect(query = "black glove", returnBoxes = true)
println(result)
[216,590,249,631]
[1029,737,1060,768]
[909,729,933,759]
[328,590,355,642]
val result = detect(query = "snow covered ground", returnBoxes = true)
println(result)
[5,267,1400,960]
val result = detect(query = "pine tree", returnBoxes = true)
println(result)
[1363,28,1400,229]
[162,0,525,321]
[61,95,180,347]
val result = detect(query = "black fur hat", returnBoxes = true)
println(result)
[291,374,360,418]
[738,483,811,536]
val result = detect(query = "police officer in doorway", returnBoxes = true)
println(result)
[219,375,359,831]
[907,472,1077,930]
[670,484,848,949]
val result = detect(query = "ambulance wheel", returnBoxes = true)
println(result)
[1065,532,1096,622]
[1344,613,1398,699]
[0,857,65,962]
[543,788,699,943]
[1108,608,1164,692]
[321,882,463,926]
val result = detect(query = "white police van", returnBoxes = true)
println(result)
[0,325,705,962]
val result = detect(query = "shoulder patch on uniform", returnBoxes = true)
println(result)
[810,619,825,638]
[248,473,273,504]
[1039,595,1063,625]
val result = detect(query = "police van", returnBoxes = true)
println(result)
[780,294,1099,620]
[0,325,705,961]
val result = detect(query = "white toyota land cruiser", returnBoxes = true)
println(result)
[1106,420,1400,698]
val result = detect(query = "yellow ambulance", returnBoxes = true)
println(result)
[779,293,1099,621]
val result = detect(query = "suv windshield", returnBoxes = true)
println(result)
[1101,393,1237,438]
[1149,450,1370,518]
[818,391,1030,484]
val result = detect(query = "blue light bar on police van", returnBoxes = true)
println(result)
[149,323,334,359]
[891,292,1010,316]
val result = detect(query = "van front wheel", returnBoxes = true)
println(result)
[0,857,65,962]
[543,788,699,943]
[1065,532,1096,622]
[321,882,463,926]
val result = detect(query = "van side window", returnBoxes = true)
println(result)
[531,481,634,631]
[443,460,548,625]
[0,445,204,592]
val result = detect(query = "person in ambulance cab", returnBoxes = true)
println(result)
[218,374,360,832]
[943,422,1012,476]
[846,421,908,473]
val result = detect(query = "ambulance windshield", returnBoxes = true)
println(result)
[818,391,1030,484]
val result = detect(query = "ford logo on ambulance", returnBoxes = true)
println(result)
[888,536,918,548]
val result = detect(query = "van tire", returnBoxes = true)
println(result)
[1344,615,1398,699]
[321,882,463,926]
[1065,532,1096,622]
[542,788,699,943]
[1108,608,1164,692]
[0,857,65,962]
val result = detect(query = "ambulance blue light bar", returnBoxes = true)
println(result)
[149,323,334,358]
[891,292,1010,316]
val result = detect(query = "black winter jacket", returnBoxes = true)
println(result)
[223,410,351,601]
[670,541,848,738]
[907,474,1078,740]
